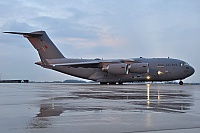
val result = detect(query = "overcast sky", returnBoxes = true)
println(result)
[0,0,199,82]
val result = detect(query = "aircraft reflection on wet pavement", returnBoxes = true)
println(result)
[28,84,193,129]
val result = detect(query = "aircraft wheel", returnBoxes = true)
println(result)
[100,82,107,85]
[109,82,116,85]
[179,81,183,85]
[118,82,123,85]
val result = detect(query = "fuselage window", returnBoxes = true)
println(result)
[157,64,164,68]
[166,64,177,66]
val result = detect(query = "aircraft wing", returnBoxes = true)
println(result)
[52,59,135,68]
[53,60,112,68]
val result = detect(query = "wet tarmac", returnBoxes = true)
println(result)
[0,83,200,133]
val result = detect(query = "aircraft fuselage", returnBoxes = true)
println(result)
[43,57,194,84]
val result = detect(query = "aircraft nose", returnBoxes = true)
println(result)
[189,66,195,76]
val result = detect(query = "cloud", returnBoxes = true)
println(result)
[0,0,200,82]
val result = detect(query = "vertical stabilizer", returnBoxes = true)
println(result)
[4,31,65,64]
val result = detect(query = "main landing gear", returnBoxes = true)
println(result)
[100,82,107,85]
[100,82,123,85]
[179,81,183,85]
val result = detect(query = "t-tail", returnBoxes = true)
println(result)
[3,31,65,65]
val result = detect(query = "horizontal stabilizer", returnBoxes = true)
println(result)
[3,31,43,37]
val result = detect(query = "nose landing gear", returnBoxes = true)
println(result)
[179,81,183,85]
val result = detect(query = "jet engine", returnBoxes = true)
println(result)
[103,63,129,75]
[129,63,149,74]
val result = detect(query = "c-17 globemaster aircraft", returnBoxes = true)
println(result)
[4,31,195,85]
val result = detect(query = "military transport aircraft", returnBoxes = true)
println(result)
[4,31,194,85]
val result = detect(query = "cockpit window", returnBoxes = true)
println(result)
[180,62,189,66]
[180,63,183,66]
[184,62,189,66]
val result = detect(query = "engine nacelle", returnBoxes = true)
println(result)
[129,63,149,74]
[103,63,128,75]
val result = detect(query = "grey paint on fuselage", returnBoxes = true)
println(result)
[49,57,194,83]
[4,31,195,84]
